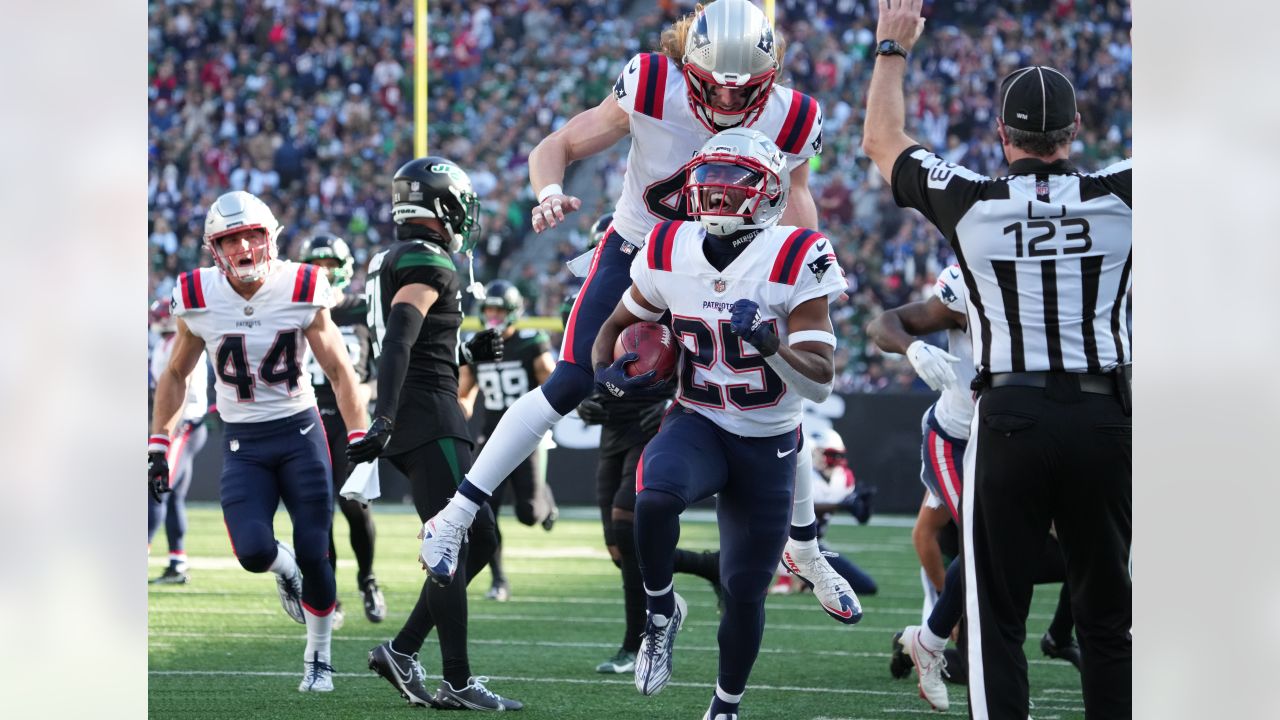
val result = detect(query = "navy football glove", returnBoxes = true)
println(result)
[839,486,877,525]
[347,416,393,464]
[728,299,780,356]
[461,329,504,365]
[148,452,171,504]
[594,353,667,399]
[575,394,612,425]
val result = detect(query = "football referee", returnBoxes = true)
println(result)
[862,2,1131,718]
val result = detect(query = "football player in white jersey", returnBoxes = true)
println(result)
[868,266,1080,711]
[148,191,370,693]
[421,0,860,629]
[147,299,210,585]
[591,128,847,720]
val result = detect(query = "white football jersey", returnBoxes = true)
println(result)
[631,221,846,437]
[149,335,209,422]
[932,264,976,439]
[610,53,823,246]
[171,261,330,423]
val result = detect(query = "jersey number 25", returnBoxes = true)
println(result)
[672,316,784,410]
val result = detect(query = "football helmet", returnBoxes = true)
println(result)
[589,213,613,250]
[809,425,847,473]
[203,191,283,282]
[391,157,481,254]
[683,127,789,236]
[150,299,175,335]
[682,0,779,132]
[297,233,355,290]
[560,291,578,330]
[479,280,523,331]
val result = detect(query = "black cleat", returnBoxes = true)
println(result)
[150,565,190,585]
[368,641,438,707]
[889,631,912,679]
[1040,632,1083,672]
[541,505,559,532]
[436,675,524,711]
[360,576,387,623]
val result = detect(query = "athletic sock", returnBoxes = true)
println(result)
[645,581,675,620]
[269,542,299,578]
[919,624,948,653]
[708,683,743,718]
[303,605,334,664]
[455,387,563,506]
[791,447,818,528]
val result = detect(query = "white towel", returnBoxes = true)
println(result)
[340,460,381,505]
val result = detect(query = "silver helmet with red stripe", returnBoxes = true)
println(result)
[203,191,283,282]
[682,127,789,236]
[682,0,779,132]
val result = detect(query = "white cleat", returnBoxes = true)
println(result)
[634,592,687,696]
[298,653,335,692]
[782,540,862,624]
[274,542,305,625]
[900,625,949,711]
[419,513,467,585]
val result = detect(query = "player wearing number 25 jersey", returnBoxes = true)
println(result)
[592,128,846,720]
[148,191,370,693]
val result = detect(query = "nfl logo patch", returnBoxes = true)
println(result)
[713,278,727,294]
[410,181,420,191]
[620,242,636,256]
[1035,179,1050,201]
[244,306,254,316]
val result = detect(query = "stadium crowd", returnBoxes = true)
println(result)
[148,0,1130,393]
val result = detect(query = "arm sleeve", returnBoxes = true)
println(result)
[370,303,424,424]
[891,145,993,239]
[785,233,848,315]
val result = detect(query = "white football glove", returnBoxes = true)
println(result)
[906,340,960,391]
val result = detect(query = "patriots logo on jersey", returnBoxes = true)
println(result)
[613,74,627,100]
[807,254,833,282]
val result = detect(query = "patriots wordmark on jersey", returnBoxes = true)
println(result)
[610,53,823,245]
[630,221,846,437]
[171,262,330,424]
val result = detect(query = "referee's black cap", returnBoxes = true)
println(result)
[999,66,1077,133]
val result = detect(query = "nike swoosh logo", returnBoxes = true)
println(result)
[628,60,638,74]
[823,601,855,619]
[776,448,795,458]
[300,423,316,435]
[817,241,828,251]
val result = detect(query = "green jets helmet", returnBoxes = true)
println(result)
[297,233,355,290]
[391,156,482,253]
[479,279,524,331]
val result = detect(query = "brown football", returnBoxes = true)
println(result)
[613,321,679,383]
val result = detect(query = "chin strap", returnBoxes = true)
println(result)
[464,250,484,299]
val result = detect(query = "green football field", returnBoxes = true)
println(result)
[148,505,1084,719]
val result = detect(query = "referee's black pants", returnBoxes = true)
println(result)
[963,378,1131,720]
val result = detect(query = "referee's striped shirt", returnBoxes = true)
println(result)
[891,146,1132,375]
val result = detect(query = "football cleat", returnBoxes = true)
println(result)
[595,649,636,674]
[150,564,190,585]
[435,675,524,711]
[419,514,467,585]
[541,505,559,532]
[889,631,912,679]
[274,542,305,624]
[298,652,334,692]
[368,641,438,707]
[1040,631,1083,672]
[484,581,511,602]
[634,592,687,696]
[900,626,949,711]
[360,576,387,623]
[703,713,738,720]
[782,540,862,624]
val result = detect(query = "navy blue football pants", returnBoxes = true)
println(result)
[635,407,798,696]
[542,227,636,414]
[220,408,335,613]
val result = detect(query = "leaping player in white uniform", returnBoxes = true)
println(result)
[418,0,860,627]
[149,191,370,692]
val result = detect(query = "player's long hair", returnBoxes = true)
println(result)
[658,2,788,74]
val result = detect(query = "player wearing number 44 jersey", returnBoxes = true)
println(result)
[421,0,858,639]
[593,127,848,720]
[148,191,371,693]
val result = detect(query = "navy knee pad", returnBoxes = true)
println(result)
[634,486,686,518]
[721,566,775,605]
[236,548,277,573]
[539,360,596,415]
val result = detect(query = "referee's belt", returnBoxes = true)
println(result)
[986,371,1116,396]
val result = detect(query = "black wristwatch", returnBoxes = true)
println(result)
[876,39,909,60]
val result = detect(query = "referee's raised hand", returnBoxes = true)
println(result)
[876,0,927,51]
[531,188,583,233]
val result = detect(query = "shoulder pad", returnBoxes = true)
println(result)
[769,228,825,285]
[616,53,671,120]
[645,220,683,272]
[173,269,208,313]
[775,89,822,156]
